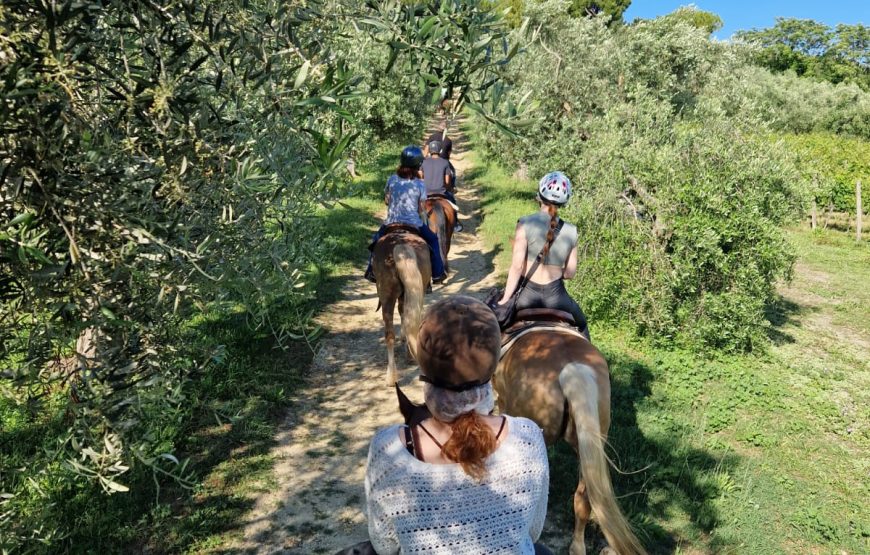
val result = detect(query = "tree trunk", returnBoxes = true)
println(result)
[811,199,817,230]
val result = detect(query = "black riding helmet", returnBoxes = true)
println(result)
[428,140,443,155]
[400,145,424,170]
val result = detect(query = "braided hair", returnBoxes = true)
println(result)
[540,199,560,260]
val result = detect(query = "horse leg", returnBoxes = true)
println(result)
[571,479,592,555]
[397,293,405,344]
[382,295,398,385]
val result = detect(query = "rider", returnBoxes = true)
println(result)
[497,171,590,339]
[421,139,462,232]
[363,146,447,284]
[364,296,551,554]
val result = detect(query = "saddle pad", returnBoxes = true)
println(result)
[499,326,588,360]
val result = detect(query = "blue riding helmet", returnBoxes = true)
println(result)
[400,145,424,170]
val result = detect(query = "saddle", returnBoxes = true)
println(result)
[501,309,576,348]
[425,194,459,213]
[368,223,422,252]
[382,223,421,238]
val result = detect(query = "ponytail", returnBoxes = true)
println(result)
[442,412,497,481]
[541,202,559,259]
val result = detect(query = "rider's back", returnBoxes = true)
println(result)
[421,156,450,196]
[519,212,577,270]
[365,415,548,555]
[385,175,425,227]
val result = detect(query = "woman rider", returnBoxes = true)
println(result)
[498,171,590,339]
[363,296,552,554]
[364,145,447,284]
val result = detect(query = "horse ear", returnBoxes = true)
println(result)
[395,383,414,424]
[395,383,431,426]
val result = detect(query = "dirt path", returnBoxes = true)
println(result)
[238,122,502,554]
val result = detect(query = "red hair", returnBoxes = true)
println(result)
[442,412,497,480]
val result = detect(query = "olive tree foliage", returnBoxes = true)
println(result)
[0,0,518,543]
[707,64,870,140]
[781,133,870,213]
[360,0,525,132]
[478,4,806,351]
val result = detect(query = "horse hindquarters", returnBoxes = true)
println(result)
[559,363,646,555]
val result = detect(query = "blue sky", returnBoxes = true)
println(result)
[623,1,870,40]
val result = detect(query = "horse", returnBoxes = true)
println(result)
[425,195,456,273]
[493,324,646,555]
[371,227,432,384]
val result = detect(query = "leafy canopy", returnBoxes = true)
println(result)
[737,18,870,90]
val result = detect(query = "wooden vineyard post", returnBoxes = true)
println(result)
[857,179,863,242]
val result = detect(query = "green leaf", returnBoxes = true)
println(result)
[294,60,311,89]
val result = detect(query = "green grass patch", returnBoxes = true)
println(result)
[465,123,870,554]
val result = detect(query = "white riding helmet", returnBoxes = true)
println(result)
[538,171,572,205]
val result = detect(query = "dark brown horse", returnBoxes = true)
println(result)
[372,230,432,384]
[493,331,646,555]
[425,196,456,273]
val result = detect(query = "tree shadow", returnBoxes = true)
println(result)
[763,294,816,346]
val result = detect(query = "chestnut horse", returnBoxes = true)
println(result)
[493,331,646,555]
[372,230,432,384]
[425,196,456,273]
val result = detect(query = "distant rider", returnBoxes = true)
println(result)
[364,146,448,284]
[420,139,462,232]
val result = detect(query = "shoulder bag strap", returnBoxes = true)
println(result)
[511,219,565,300]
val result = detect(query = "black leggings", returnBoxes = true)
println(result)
[516,279,590,341]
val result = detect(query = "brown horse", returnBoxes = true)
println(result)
[425,196,456,273]
[493,331,646,555]
[372,230,432,384]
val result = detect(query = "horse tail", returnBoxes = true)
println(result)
[559,363,646,555]
[393,242,425,359]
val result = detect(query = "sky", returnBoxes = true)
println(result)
[623,1,870,40]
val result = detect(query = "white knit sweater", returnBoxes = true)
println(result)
[364,415,549,554]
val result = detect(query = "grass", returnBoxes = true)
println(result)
[464,122,870,554]
[0,136,412,554]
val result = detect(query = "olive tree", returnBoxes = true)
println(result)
[0,0,518,547]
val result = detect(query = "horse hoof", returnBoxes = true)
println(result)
[599,548,617,555]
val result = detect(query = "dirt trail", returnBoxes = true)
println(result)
[238,122,502,554]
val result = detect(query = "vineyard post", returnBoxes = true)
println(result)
[811,199,817,230]
[857,179,863,242]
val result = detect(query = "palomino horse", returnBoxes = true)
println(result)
[425,195,456,273]
[493,326,646,555]
[372,227,432,384]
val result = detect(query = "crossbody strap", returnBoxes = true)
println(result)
[512,219,564,300]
